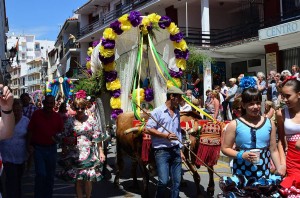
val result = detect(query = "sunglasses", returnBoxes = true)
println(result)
[74,107,85,111]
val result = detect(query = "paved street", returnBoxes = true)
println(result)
[22,140,231,198]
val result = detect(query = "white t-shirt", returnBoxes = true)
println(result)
[221,86,229,97]
[180,103,192,112]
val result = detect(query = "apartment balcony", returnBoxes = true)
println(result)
[27,67,41,75]
[10,73,20,80]
[64,40,80,54]
[78,0,155,39]
[27,80,41,86]
[78,2,300,48]
[59,40,81,62]
[10,84,19,89]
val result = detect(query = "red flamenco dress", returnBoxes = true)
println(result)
[280,108,300,197]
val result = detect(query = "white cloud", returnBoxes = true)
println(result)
[7,25,59,40]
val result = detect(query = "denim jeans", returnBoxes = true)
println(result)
[33,145,57,198]
[154,145,182,198]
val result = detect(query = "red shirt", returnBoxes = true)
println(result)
[29,109,64,146]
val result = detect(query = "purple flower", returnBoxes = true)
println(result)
[174,49,189,60]
[111,109,123,119]
[101,38,115,49]
[99,54,115,64]
[110,20,123,35]
[92,41,100,47]
[147,24,153,32]
[169,69,183,78]
[144,88,154,102]
[158,16,171,29]
[128,11,142,27]
[104,70,118,82]
[170,32,183,43]
[86,57,91,62]
[110,89,121,98]
[87,69,92,75]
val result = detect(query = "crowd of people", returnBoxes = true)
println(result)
[0,89,109,198]
[0,65,299,197]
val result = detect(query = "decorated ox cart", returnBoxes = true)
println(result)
[86,10,226,198]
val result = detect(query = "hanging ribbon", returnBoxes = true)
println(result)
[148,35,179,87]
[132,32,144,121]
[182,95,215,122]
[148,35,168,82]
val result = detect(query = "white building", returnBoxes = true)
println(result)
[7,35,54,97]
[73,0,300,94]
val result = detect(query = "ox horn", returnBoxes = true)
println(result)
[124,127,140,135]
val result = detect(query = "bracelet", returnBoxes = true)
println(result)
[236,150,245,160]
[1,109,13,114]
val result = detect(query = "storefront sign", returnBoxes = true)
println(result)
[259,19,300,40]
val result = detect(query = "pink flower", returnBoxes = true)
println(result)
[75,90,87,99]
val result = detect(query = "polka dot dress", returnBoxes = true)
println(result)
[233,149,271,179]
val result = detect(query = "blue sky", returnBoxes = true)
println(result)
[6,0,87,41]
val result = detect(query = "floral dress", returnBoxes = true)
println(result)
[56,116,106,182]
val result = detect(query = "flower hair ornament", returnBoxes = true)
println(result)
[75,90,87,99]
[282,76,297,86]
[239,76,257,90]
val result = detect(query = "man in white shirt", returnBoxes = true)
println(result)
[179,100,192,112]
[220,82,228,100]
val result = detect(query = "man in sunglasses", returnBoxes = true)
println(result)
[28,95,64,198]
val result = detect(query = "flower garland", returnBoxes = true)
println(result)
[98,11,188,119]
[239,76,257,90]
[46,77,74,101]
[86,41,100,75]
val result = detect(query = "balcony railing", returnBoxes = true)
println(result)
[27,67,41,75]
[78,0,154,38]
[78,4,300,46]
[27,80,41,86]
[64,39,80,54]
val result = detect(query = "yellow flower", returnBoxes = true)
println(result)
[86,61,91,70]
[142,17,151,27]
[167,22,180,35]
[173,40,187,51]
[103,28,117,40]
[175,58,186,70]
[147,13,161,24]
[103,62,116,72]
[120,20,132,31]
[118,14,132,31]
[141,26,148,35]
[70,89,74,92]
[106,79,121,91]
[132,88,145,103]
[99,46,115,58]
[46,89,51,93]
[87,47,93,56]
[118,14,129,22]
[110,97,121,109]
[167,78,182,89]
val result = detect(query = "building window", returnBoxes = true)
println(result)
[35,43,40,51]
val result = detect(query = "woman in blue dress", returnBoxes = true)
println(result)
[220,87,286,197]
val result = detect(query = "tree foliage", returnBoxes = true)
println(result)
[186,45,213,75]
[74,70,104,96]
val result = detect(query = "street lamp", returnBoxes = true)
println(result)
[1,46,17,85]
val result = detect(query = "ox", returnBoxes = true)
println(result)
[114,111,222,197]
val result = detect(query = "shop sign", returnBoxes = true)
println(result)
[259,19,300,40]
